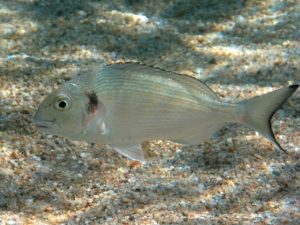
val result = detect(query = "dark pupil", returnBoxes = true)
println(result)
[58,101,67,108]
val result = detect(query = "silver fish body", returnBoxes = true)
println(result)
[34,63,299,161]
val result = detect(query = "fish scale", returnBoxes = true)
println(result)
[83,71,219,115]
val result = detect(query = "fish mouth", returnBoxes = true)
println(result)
[33,119,55,129]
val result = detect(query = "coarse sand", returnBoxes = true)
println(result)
[0,0,299,224]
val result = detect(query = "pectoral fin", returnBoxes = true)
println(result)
[110,144,145,162]
[81,91,109,135]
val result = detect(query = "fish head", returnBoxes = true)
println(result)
[33,82,105,139]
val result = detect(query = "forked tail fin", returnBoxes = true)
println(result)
[239,85,298,153]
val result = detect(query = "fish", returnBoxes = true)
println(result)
[33,63,299,162]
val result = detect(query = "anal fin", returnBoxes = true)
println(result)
[110,144,145,162]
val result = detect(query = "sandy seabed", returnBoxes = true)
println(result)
[0,0,299,224]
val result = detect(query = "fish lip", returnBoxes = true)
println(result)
[33,119,55,128]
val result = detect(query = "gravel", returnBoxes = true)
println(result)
[0,0,300,224]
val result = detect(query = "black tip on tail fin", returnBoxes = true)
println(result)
[268,85,299,154]
[289,84,299,90]
[268,126,288,154]
[240,85,298,154]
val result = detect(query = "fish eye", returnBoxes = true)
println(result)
[54,96,71,111]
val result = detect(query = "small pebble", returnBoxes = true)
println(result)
[7,220,17,225]
[80,152,88,158]
[77,10,87,17]
[198,184,206,193]
[236,15,247,26]
[3,27,16,36]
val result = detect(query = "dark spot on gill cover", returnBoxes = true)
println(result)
[86,91,98,114]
